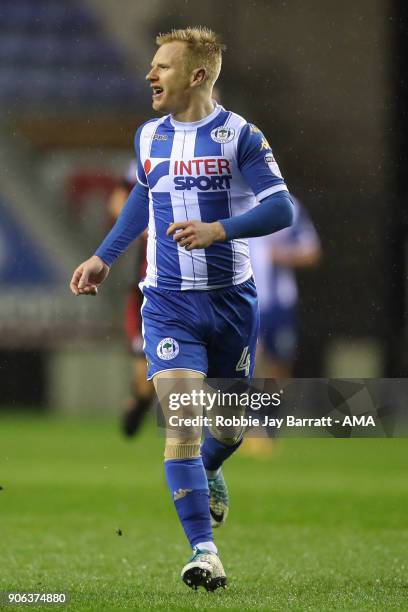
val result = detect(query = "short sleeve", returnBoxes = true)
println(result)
[134,126,148,187]
[237,123,288,201]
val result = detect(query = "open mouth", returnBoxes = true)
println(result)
[152,87,164,99]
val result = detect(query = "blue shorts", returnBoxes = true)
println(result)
[259,304,297,362]
[141,278,259,380]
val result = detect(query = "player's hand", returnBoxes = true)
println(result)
[166,220,226,250]
[70,255,110,296]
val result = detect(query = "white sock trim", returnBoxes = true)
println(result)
[196,541,218,554]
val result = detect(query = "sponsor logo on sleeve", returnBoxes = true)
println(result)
[264,153,275,164]
[264,153,283,178]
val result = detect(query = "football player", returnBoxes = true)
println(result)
[70,27,294,591]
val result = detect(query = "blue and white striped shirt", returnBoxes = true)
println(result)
[134,103,288,291]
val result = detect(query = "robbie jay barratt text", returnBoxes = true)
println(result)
[166,415,377,428]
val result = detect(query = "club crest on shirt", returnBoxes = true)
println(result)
[210,126,235,144]
[157,337,179,360]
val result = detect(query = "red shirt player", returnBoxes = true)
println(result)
[107,160,154,436]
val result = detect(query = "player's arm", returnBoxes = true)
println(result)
[220,123,293,240]
[107,184,131,222]
[219,190,293,241]
[70,125,150,296]
[167,123,293,249]
[167,191,292,250]
[70,182,149,295]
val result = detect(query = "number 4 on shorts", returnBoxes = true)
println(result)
[236,346,250,377]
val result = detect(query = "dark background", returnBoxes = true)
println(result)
[0,0,407,410]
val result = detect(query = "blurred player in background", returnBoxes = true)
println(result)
[107,161,154,437]
[251,196,321,378]
[242,197,321,456]
[70,27,294,591]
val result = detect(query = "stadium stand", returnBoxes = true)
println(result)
[0,0,140,108]
[0,0,141,373]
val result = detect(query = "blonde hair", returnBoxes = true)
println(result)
[156,27,226,87]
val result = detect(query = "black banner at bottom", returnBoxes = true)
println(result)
[155,378,408,438]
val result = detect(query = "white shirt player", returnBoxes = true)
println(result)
[134,103,288,291]
[249,197,321,311]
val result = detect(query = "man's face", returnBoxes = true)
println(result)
[146,42,192,114]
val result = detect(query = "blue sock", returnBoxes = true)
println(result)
[164,458,213,549]
[201,434,243,472]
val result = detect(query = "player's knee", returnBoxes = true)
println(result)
[210,428,244,447]
[164,437,201,460]
[217,434,244,447]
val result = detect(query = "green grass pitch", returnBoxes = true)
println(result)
[0,414,407,610]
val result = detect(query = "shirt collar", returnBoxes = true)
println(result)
[169,102,223,129]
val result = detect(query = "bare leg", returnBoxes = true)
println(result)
[122,355,155,437]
